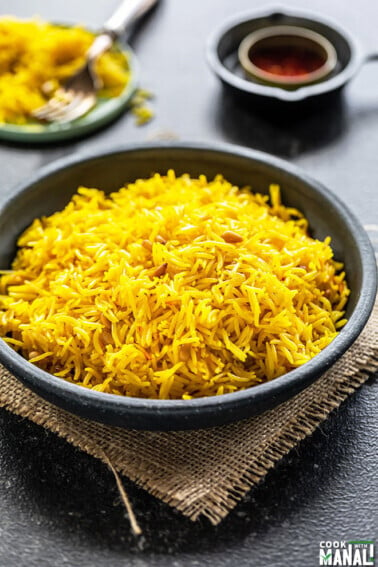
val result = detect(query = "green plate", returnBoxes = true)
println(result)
[0,43,138,143]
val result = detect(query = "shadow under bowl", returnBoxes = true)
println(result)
[0,142,376,430]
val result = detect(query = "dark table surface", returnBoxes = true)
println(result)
[0,1,377,566]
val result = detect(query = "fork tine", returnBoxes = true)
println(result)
[32,89,76,121]
[56,95,96,123]
[33,91,95,124]
[32,99,67,120]
[39,93,86,122]
[32,61,97,123]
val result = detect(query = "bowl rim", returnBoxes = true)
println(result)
[0,141,376,428]
[206,7,363,102]
[238,25,338,87]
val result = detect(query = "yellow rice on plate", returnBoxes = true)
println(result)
[0,172,350,400]
[0,17,130,124]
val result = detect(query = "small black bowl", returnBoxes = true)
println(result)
[0,143,376,430]
[207,7,378,109]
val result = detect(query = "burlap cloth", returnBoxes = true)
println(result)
[0,297,377,526]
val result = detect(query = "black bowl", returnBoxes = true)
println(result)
[0,143,376,430]
[207,7,378,110]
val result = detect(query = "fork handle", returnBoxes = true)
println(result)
[103,0,159,38]
[86,0,158,61]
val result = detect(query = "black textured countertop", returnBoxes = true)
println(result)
[0,1,377,566]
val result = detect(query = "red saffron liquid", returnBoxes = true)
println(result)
[250,46,325,77]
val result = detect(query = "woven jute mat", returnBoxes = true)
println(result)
[0,297,377,526]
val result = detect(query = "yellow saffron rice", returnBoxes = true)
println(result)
[0,172,350,399]
[0,17,130,124]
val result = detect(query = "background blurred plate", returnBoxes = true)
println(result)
[0,39,138,143]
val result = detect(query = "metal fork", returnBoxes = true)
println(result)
[33,0,158,124]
